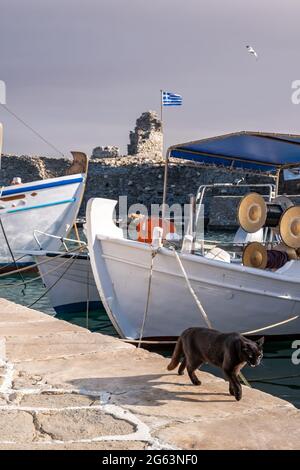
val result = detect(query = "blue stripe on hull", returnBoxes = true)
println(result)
[54,301,102,315]
[1,176,83,197]
[7,197,76,214]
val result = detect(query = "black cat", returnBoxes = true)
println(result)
[167,327,264,401]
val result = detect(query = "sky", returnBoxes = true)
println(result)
[1,0,300,157]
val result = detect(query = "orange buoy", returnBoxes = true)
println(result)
[136,217,175,243]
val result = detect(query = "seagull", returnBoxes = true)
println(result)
[246,45,258,60]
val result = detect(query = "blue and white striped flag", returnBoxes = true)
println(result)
[162,91,182,106]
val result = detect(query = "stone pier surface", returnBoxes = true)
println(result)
[0,299,299,450]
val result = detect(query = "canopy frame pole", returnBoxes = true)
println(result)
[275,168,281,197]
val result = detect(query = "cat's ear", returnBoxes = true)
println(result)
[256,337,265,347]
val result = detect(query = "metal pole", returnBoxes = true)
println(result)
[162,149,170,221]
[275,168,281,197]
[161,89,168,222]
[160,89,164,160]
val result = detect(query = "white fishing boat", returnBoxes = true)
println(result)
[0,123,88,267]
[30,250,101,314]
[86,132,300,339]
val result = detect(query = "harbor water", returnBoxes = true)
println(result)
[0,230,299,409]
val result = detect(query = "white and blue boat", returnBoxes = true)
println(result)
[0,123,87,268]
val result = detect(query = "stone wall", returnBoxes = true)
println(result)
[127,111,163,159]
[91,146,120,158]
[0,153,275,229]
[0,155,71,185]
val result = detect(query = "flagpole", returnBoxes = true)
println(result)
[161,90,182,223]
[160,89,163,157]
[161,89,167,222]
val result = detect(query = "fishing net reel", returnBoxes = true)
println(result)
[238,192,300,268]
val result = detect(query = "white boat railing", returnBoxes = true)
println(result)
[195,182,275,225]
[33,229,87,251]
[189,182,276,250]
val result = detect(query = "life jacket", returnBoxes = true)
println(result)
[136,216,176,243]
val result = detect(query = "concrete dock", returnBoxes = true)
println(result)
[0,298,299,450]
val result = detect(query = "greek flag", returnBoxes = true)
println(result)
[162,91,182,106]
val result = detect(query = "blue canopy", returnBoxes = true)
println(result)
[169,132,300,173]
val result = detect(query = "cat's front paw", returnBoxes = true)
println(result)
[192,377,202,386]
[234,390,242,401]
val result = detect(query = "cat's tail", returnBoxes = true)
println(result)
[167,337,183,371]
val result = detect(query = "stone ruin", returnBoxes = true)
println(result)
[92,145,120,159]
[91,111,163,160]
[127,111,163,159]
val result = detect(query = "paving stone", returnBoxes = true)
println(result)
[20,392,97,408]
[0,410,35,442]
[36,409,134,441]
[6,330,133,362]
[155,409,300,450]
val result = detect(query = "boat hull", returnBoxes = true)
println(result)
[34,252,101,314]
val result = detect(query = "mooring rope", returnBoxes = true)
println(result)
[26,253,79,308]
[0,254,31,273]
[0,244,86,279]
[137,249,158,348]
[0,246,86,289]
[242,315,299,335]
[172,247,212,329]
[123,313,300,347]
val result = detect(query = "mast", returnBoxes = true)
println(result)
[162,148,170,221]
